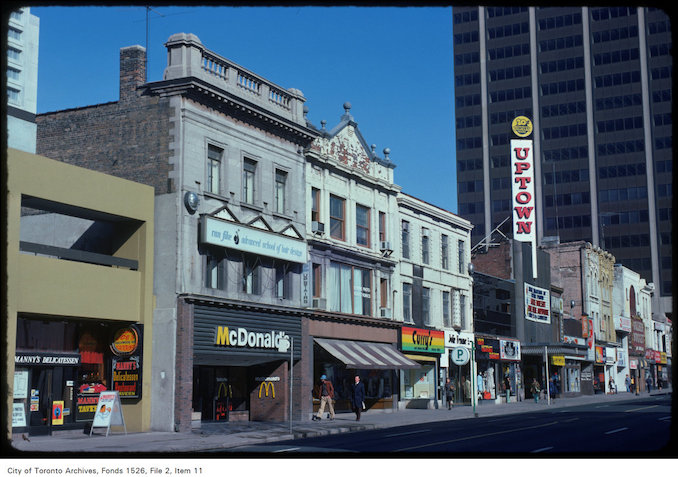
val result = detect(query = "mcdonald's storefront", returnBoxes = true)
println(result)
[189,300,302,423]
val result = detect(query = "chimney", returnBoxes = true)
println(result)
[120,45,146,102]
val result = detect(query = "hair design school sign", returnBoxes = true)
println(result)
[200,215,307,264]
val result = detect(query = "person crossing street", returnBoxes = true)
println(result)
[313,375,335,421]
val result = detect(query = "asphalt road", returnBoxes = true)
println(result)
[227,394,674,456]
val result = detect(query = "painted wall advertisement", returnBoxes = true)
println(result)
[525,283,551,324]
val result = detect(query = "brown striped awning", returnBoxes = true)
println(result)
[314,338,420,370]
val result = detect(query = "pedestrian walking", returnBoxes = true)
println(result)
[312,375,335,421]
[548,377,556,401]
[444,378,456,409]
[503,376,511,403]
[645,376,652,393]
[530,378,540,403]
[350,374,365,421]
[625,374,631,393]
[462,376,472,402]
[609,377,616,394]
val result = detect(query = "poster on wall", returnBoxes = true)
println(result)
[111,356,141,398]
[12,403,26,428]
[500,339,521,361]
[13,370,28,399]
[525,283,551,323]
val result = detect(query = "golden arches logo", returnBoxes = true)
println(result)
[258,381,275,399]
[217,382,232,399]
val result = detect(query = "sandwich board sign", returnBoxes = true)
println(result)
[89,390,126,436]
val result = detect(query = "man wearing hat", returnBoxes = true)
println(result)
[313,374,335,421]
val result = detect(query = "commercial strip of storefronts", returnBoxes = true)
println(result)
[6,149,155,439]
[475,335,522,403]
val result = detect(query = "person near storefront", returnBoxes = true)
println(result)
[462,376,472,402]
[609,377,616,394]
[444,378,456,409]
[625,374,631,393]
[646,375,652,393]
[313,375,335,421]
[350,374,365,421]
[530,378,540,403]
[549,377,557,401]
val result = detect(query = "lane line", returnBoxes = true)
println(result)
[604,427,629,435]
[386,429,430,438]
[531,446,554,453]
[273,447,301,453]
[625,405,659,412]
[658,416,671,421]
[560,417,579,423]
[595,405,609,408]
[395,420,559,452]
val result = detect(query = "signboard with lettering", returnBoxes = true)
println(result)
[76,394,100,422]
[595,346,605,364]
[15,352,80,366]
[111,356,141,398]
[614,316,632,333]
[444,330,474,349]
[551,355,566,366]
[401,327,445,354]
[563,335,586,346]
[525,283,550,323]
[475,337,501,360]
[12,403,26,428]
[201,215,307,264]
[630,316,645,355]
[90,391,126,437]
[52,401,64,425]
[500,339,521,361]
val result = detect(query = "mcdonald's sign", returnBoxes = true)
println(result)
[258,381,276,399]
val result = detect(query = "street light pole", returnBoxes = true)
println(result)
[545,345,551,405]
[290,337,293,435]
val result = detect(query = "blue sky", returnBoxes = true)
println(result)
[32,6,458,213]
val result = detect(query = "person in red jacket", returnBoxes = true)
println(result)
[312,375,335,421]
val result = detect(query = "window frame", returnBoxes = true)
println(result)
[402,220,410,259]
[403,282,413,323]
[242,255,260,295]
[207,144,223,195]
[243,158,257,205]
[329,194,346,241]
[274,168,287,214]
[356,203,371,248]
[422,228,430,264]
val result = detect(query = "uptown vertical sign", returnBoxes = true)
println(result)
[510,116,537,278]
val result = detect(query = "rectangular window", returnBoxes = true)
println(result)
[422,228,430,264]
[379,212,386,242]
[312,263,322,298]
[443,291,451,327]
[403,283,413,323]
[8,27,21,41]
[423,287,431,325]
[458,240,465,274]
[275,169,287,214]
[402,221,410,259]
[441,234,449,269]
[207,145,222,194]
[242,256,259,295]
[380,278,388,309]
[7,47,21,62]
[327,262,371,316]
[7,67,20,82]
[330,195,345,240]
[356,204,371,247]
[275,263,290,299]
[243,158,257,204]
[311,188,320,222]
[205,254,224,290]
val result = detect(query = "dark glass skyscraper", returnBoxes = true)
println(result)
[453,6,672,318]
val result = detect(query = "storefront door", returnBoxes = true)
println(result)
[193,366,249,422]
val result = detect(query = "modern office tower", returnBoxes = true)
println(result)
[453,6,672,320]
[6,7,40,153]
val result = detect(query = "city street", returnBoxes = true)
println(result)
[227,394,673,455]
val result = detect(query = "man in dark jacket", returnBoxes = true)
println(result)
[313,375,335,421]
[351,374,365,421]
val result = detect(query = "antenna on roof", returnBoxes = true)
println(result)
[145,6,165,82]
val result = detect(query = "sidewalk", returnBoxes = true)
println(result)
[8,387,671,454]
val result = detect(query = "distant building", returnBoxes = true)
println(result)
[6,7,39,153]
[453,6,672,322]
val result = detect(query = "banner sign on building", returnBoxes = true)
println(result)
[500,339,521,361]
[475,337,501,360]
[630,316,645,355]
[551,355,566,366]
[111,356,141,398]
[563,335,586,346]
[510,116,537,278]
[595,346,605,364]
[401,327,445,354]
[201,216,307,264]
[616,349,627,368]
[586,318,595,361]
[525,283,551,324]
[301,262,311,307]
[605,347,616,364]
[614,316,632,333]
[444,330,474,349]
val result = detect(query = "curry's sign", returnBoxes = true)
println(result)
[215,325,290,350]
[201,215,307,264]
[401,326,445,354]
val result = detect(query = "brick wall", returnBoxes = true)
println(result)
[174,299,194,432]
[36,47,172,195]
[472,241,512,279]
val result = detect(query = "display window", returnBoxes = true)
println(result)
[401,364,435,400]
[566,367,581,393]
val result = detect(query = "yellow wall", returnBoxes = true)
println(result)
[5,149,155,438]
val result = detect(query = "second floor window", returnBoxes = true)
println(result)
[207,145,222,194]
[328,262,371,316]
[443,291,451,327]
[330,195,345,240]
[275,169,287,214]
[403,283,413,323]
[356,204,371,247]
[379,212,386,242]
[422,228,430,264]
[423,287,431,325]
[243,159,257,204]
[275,263,291,299]
[312,263,322,297]
[311,188,320,223]
[242,256,259,295]
[205,253,225,290]
[460,294,467,329]
[458,240,465,274]
[402,221,410,259]
[441,234,449,269]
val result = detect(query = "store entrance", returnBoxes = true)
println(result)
[26,367,77,436]
[193,366,248,422]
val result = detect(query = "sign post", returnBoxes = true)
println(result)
[278,336,293,435]
[89,391,126,437]
[451,347,474,415]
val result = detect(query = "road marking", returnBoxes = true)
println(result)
[604,427,629,435]
[625,405,658,412]
[273,447,300,453]
[386,429,430,438]
[595,405,609,408]
[658,416,671,422]
[395,420,559,452]
[560,417,579,423]
[531,446,554,453]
